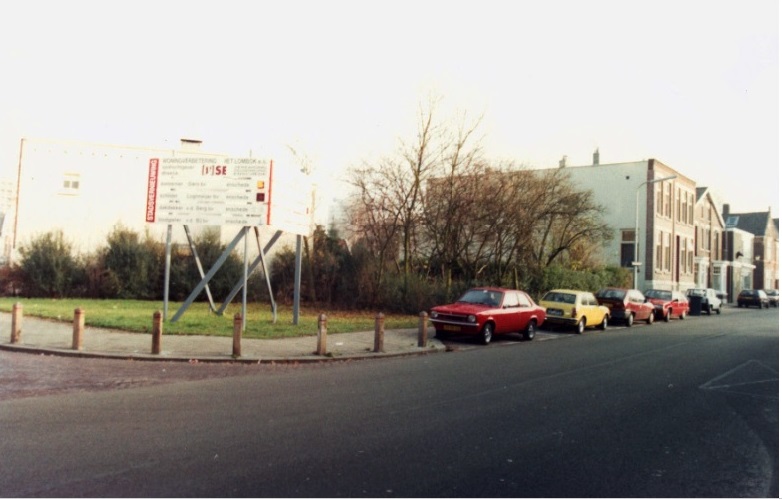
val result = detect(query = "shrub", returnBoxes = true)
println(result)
[101,225,164,299]
[18,230,82,298]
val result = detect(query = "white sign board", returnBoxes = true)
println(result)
[145,156,271,226]
[268,168,314,236]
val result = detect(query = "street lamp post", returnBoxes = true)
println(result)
[634,175,677,290]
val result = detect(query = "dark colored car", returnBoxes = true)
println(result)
[764,289,779,307]
[429,287,546,344]
[737,289,770,309]
[595,287,655,327]
[686,288,722,315]
[643,289,690,321]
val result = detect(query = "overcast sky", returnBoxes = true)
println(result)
[1,0,778,223]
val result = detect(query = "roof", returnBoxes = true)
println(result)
[724,211,774,236]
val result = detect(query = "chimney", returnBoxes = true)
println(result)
[592,148,600,166]
[180,138,203,152]
[559,155,567,168]
[723,204,730,217]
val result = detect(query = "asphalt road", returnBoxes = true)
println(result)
[0,307,777,497]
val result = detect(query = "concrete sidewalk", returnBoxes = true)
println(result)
[0,313,447,363]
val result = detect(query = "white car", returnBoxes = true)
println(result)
[686,288,722,315]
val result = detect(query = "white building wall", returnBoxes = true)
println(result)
[540,160,697,292]
[545,160,649,265]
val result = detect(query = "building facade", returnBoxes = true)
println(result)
[693,187,728,290]
[723,206,779,291]
[549,158,698,292]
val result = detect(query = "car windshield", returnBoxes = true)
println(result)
[687,289,706,297]
[645,290,672,300]
[457,289,502,307]
[766,290,778,297]
[596,289,625,299]
[542,292,577,304]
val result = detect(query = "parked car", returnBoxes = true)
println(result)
[686,288,722,315]
[643,289,690,321]
[539,289,610,334]
[737,289,770,309]
[764,289,779,307]
[595,287,655,326]
[429,287,546,344]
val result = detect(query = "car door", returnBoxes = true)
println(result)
[513,291,537,332]
[630,290,650,320]
[673,292,688,316]
[491,291,516,333]
[582,293,602,326]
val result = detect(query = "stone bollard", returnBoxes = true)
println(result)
[233,313,242,357]
[374,313,385,353]
[316,313,328,356]
[418,311,428,347]
[151,311,162,355]
[72,308,84,351]
[10,302,22,344]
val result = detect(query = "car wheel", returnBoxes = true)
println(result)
[575,318,585,334]
[479,322,493,345]
[599,315,608,330]
[523,321,537,341]
[664,309,671,323]
[680,310,686,320]
[716,307,721,315]
[625,314,633,328]
[706,306,712,316]
[647,312,654,325]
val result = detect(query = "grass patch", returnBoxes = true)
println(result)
[0,298,421,339]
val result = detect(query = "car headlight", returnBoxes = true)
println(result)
[468,315,476,323]
[430,311,438,319]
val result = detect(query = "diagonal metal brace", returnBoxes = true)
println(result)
[170,229,246,323]
[217,229,281,322]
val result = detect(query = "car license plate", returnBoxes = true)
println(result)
[547,308,563,316]
[444,325,461,332]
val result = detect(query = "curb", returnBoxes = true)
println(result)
[0,342,448,365]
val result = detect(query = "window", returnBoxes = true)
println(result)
[680,239,687,274]
[713,231,720,259]
[518,292,532,307]
[688,238,694,274]
[655,231,663,271]
[664,232,672,272]
[59,173,81,196]
[676,188,682,222]
[656,182,663,215]
[688,193,694,225]
[621,229,635,267]
[504,292,519,308]
[663,183,672,218]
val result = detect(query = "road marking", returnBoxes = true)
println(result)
[699,360,778,399]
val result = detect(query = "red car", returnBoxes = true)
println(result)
[595,287,655,327]
[643,289,690,321]
[429,287,545,344]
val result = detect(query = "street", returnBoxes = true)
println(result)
[0,307,777,497]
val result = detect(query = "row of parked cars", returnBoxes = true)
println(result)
[429,285,777,345]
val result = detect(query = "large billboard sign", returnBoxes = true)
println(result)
[145,156,272,226]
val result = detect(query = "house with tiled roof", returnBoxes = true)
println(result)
[693,187,728,291]
[722,205,779,294]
